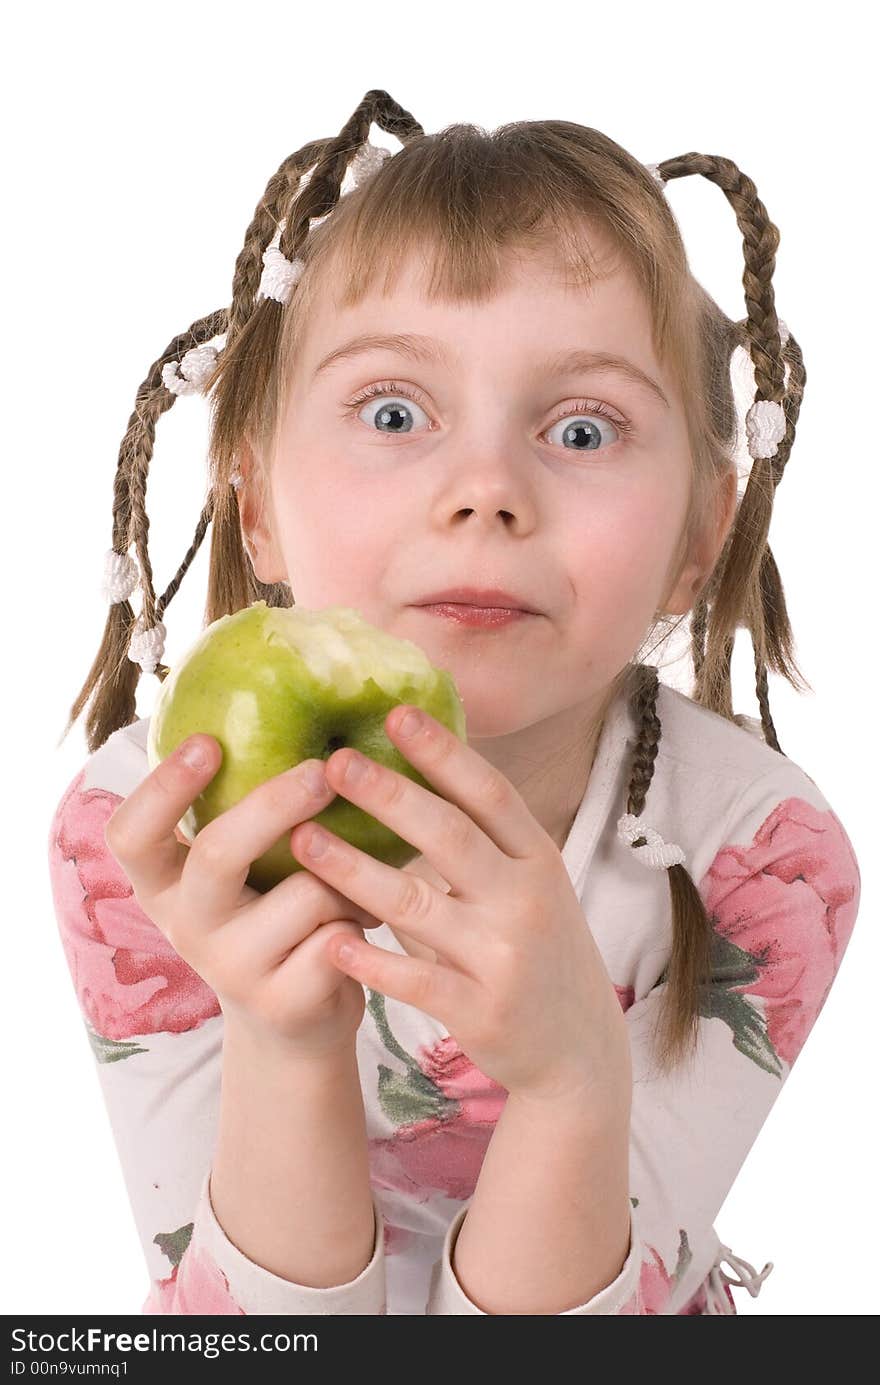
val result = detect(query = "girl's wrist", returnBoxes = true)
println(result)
[221,1012,359,1075]
[510,1040,632,1123]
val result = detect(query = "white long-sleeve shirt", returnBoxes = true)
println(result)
[47,677,861,1314]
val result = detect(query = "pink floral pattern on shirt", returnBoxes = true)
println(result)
[143,1243,244,1315]
[369,1033,507,1203]
[48,770,220,1048]
[699,795,860,1072]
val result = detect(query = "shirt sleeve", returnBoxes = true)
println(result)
[47,761,388,1315]
[424,762,862,1315]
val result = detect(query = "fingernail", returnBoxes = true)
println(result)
[342,752,368,785]
[304,761,329,796]
[306,827,329,858]
[396,708,423,738]
[179,737,209,771]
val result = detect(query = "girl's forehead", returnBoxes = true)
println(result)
[329,229,624,304]
[299,244,649,363]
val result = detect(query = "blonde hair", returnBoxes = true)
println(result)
[63,89,810,1076]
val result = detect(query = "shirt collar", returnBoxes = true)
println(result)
[560,675,637,895]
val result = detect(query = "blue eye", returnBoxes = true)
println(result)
[344,382,633,451]
[544,402,629,453]
[348,383,432,435]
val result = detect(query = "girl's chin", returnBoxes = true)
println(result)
[448,695,538,742]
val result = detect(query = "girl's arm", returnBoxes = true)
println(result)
[211,1028,376,1289]
[445,1088,635,1314]
[47,726,387,1315]
[425,758,861,1315]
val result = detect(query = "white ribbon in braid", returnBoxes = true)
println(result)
[616,813,686,871]
[161,344,220,396]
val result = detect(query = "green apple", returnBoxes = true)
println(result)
[146,601,467,893]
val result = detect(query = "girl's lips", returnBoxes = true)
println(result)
[417,603,533,627]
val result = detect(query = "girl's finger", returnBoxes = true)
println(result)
[221,869,385,974]
[384,706,545,860]
[314,740,501,906]
[104,736,219,904]
[181,755,336,922]
[289,824,478,970]
[327,930,475,1023]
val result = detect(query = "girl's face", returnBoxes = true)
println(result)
[240,235,726,742]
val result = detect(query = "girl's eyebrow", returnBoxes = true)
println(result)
[312,331,670,409]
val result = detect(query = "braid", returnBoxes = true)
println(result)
[226,135,332,345]
[690,592,709,686]
[61,91,425,756]
[622,152,811,1074]
[658,154,811,745]
[60,309,227,753]
[624,663,662,826]
[752,637,781,753]
[623,663,713,1075]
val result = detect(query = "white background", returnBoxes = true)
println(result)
[5,0,875,1316]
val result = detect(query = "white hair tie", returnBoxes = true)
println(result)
[127,613,167,676]
[617,813,686,871]
[745,398,787,460]
[258,244,306,307]
[161,344,219,396]
[100,549,139,604]
[348,140,392,186]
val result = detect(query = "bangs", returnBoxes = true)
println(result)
[287,120,655,317]
[279,122,686,394]
[315,197,614,310]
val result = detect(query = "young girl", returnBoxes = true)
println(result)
[47,89,861,1316]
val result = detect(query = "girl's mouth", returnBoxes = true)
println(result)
[417,603,533,628]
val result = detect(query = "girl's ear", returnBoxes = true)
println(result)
[234,439,288,585]
[663,467,738,614]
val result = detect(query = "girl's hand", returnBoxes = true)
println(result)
[103,737,386,1062]
[290,707,632,1108]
